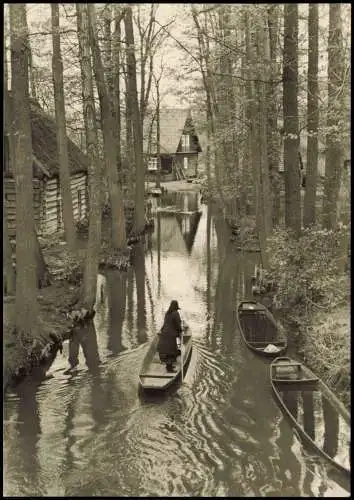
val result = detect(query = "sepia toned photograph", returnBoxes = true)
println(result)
[3,3,350,497]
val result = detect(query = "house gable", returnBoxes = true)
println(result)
[143,108,203,156]
[176,116,202,154]
[4,90,88,179]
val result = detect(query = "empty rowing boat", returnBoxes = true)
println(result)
[236,301,287,357]
[270,357,350,475]
[139,330,193,390]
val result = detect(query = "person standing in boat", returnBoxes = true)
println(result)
[157,300,183,372]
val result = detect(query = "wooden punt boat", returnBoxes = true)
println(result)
[148,187,163,197]
[270,357,351,475]
[139,329,192,390]
[157,206,202,216]
[236,301,287,357]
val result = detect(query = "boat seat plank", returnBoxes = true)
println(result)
[274,363,301,368]
[274,376,319,383]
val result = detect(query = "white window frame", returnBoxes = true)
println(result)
[181,134,190,152]
[183,157,188,170]
[148,157,158,171]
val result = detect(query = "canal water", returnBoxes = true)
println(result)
[3,191,350,497]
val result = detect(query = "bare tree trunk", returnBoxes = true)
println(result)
[322,4,344,229]
[245,14,268,264]
[103,4,113,97]
[191,7,225,206]
[10,3,38,335]
[283,4,301,236]
[155,77,161,189]
[267,5,281,226]
[88,4,126,249]
[77,4,102,310]
[303,4,319,228]
[257,20,272,239]
[3,196,16,295]
[124,6,145,233]
[137,4,157,130]
[51,3,77,251]
[113,6,122,181]
[33,227,51,288]
[28,36,37,99]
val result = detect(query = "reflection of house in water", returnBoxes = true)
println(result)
[161,192,202,254]
[175,210,202,254]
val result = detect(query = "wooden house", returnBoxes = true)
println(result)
[144,108,202,181]
[4,91,88,238]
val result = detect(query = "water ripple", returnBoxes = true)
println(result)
[3,194,351,497]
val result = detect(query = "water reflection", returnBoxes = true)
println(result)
[3,190,350,497]
[67,321,100,374]
[106,272,127,355]
[133,242,148,344]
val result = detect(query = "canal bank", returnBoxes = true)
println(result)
[4,190,350,497]
[3,206,154,393]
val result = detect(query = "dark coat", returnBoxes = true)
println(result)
[157,310,182,357]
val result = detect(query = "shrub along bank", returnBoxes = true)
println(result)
[265,224,350,409]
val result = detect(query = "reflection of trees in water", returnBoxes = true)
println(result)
[11,380,42,494]
[62,385,76,477]
[106,271,127,355]
[206,203,212,343]
[62,326,109,480]
[272,406,302,495]
[174,191,199,212]
[68,320,100,372]
[157,212,161,297]
[145,275,157,332]
[302,391,315,441]
[322,394,339,459]
[126,268,135,334]
[133,242,147,344]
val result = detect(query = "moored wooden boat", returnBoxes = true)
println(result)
[157,206,202,216]
[139,329,192,390]
[148,187,163,197]
[270,357,351,475]
[236,301,287,357]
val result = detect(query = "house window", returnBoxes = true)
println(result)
[181,134,190,152]
[184,157,188,170]
[148,157,158,171]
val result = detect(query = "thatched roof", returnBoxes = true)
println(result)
[4,90,88,178]
[143,108,202,155]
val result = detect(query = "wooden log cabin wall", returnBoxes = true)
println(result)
[4,90,89,239]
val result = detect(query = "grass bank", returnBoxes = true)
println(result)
[298,305,350,408]
[265,225,350,410]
